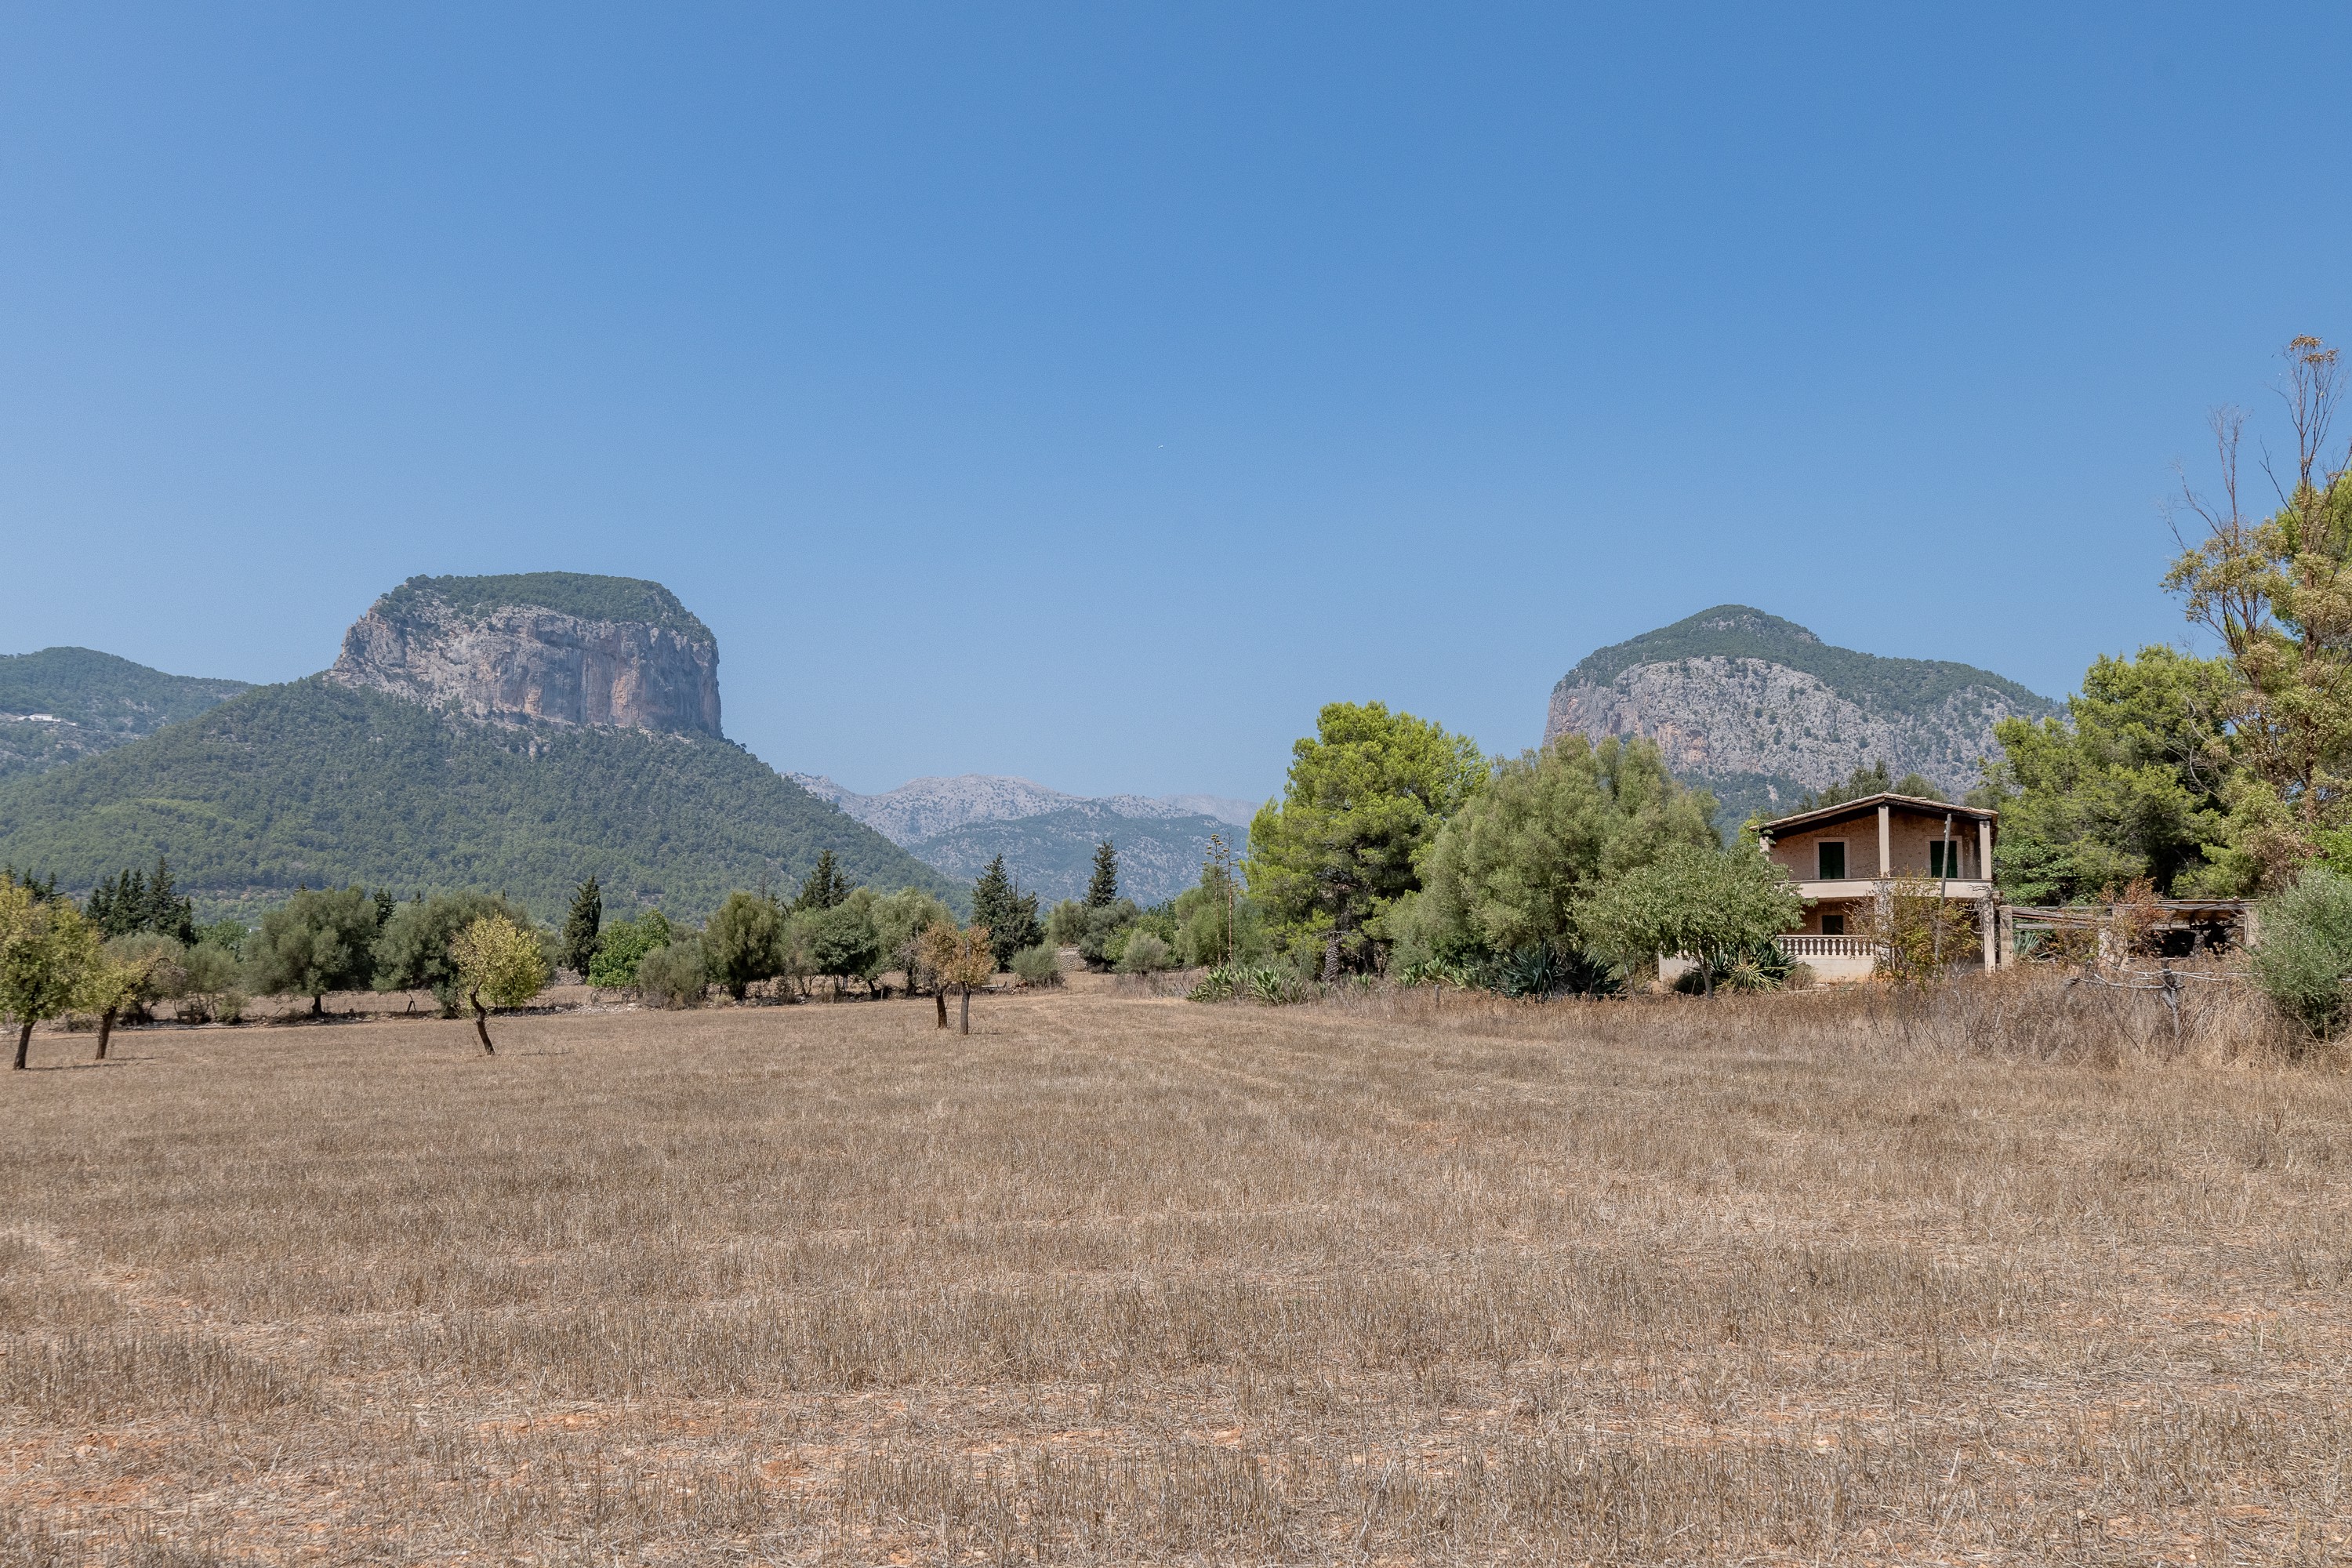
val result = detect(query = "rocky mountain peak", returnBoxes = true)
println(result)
[1546,607,2057,827]
[328,572,722,738]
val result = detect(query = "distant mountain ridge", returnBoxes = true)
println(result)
[0,575,953,917]
[1544,606,2059,828]
[0,648,251,782]
[794,774,1256,906]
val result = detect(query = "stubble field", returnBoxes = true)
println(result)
[3,979,2350,1564]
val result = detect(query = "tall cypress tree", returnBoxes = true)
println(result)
[559,875,604,975]
[1086,840,1119,908]
[971,855,1041,970]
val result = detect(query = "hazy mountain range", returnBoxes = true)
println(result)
[792,774,1256,906]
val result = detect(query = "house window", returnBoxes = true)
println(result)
[1822,913,1846,936]
[1929,841,1964,877]
[1817,840,1846,879]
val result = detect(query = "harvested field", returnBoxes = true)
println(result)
[4,978,2350,1563]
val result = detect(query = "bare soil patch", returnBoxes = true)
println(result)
[4,987,2350,1563]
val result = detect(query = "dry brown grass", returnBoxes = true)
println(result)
[5,971,2350,1563]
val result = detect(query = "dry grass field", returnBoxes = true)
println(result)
[4,975,2351,1564]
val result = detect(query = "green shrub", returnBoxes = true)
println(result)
[704,891,787,1000]
[634,939,707,1008]
[2250,868,2352,1036]
[1116,932,1174,974]
[178,941,245,1023]
[586,911,673,989]
[1074,899,1140,969]
[1010,942,1064,988]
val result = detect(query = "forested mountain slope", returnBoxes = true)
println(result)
[0,678,954,920]
[1545,606,2059,828]
[0,575,956,919]
[0,647,250,782]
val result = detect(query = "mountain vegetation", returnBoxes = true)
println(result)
[373,572,713,642]
[0,647,250,782]
[0,677,956,920]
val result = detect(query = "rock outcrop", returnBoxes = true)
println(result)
[1544,606,2058,825]
[328,573,721,739]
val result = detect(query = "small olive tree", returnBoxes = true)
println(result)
[920,922,994,1035]
[448,914,550,1054]
[2,880,100,1071]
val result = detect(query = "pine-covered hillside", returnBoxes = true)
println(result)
[0,677,957,920]
[0,647,251,782]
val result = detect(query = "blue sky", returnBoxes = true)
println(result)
[5,5,2348,803]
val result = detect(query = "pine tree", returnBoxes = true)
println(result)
[143,856,196,945]
[970,855,1041,970]
[1087,840,1120,908]
[793,850,850,913]
[559,875,604,975]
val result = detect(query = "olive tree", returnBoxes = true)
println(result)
[448,914,550,1054]
[920,922,994,1035]
[2,880,100,1070]
[248,886,379,1016]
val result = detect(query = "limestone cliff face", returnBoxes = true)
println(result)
[328,579,721,738]
[1541,606,2060,822]
[1545,656,2037,797]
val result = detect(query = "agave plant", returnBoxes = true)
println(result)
[1187,964,1240,1003]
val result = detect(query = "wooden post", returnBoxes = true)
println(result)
[1877,804,1892,878]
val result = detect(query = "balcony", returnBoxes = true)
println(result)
[1791,877,1992,902]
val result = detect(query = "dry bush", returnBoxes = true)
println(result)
[2,985,2349,1563]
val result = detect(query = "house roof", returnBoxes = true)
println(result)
[1758,792,1997,839]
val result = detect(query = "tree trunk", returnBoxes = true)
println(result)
[470,991,495,1054]
[311,992,325,1018]
[13,1021,31,1070]
[1323,932,1340,984]
[959,986,971,1036]
[95,1007,117,1062]
[935,988,948,1029]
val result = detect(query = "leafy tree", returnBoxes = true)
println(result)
[1087,840,1120,907]
[372,892,535,1014]
[2,877,100,1069]
[921,922,994,1035]
[79,933,183,1060]
[1575,844,1806,996]
[586,910,673,989]
[634,938,707,1008]
[969,855,1042,970]
[1070,898,1139,970]
[247,887,380,1015]
[176,939,246,1023]
[1394,735,1718,975]
[448,913,550,1054]
[1245,701,1485,978]
[704,890,788,1000]
[793,849,851,913]
[1978,646,2238,902]
[870,887,953,998]
[558,875,603,975]
[805,900,884,996]
[2161,336,2352,887]
[1116,931,1175,974]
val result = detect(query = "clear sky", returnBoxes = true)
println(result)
[6,5,2348,804]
